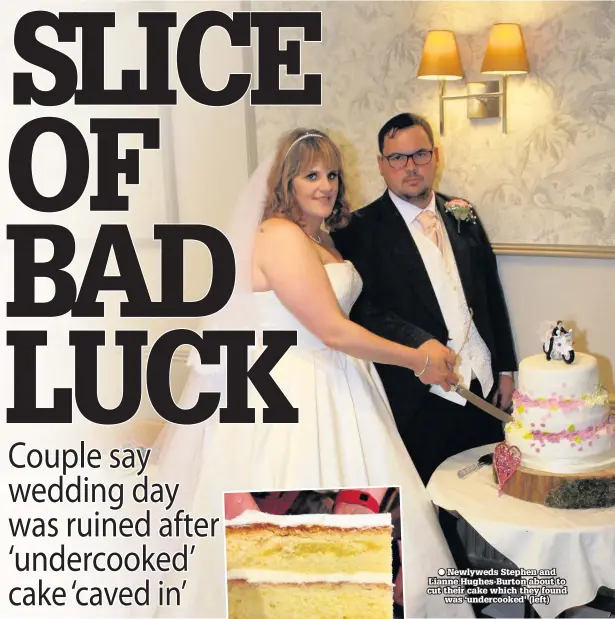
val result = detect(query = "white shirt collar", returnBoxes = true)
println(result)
[388,188,437,223]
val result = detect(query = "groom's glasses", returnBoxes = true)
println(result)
[383,149,433,170]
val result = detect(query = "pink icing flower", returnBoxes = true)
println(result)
[521,421,610,448]
[513,389,606,413]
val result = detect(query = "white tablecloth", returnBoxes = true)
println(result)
[427,443,615,619]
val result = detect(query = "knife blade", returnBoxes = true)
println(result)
[451,384,511,423]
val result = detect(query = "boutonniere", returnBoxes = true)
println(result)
[444,198,477,233]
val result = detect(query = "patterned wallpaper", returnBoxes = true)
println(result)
[251,1,615,247]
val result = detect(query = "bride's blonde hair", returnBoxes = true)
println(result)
[262,128,351,230]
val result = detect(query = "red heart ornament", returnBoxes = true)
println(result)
[493,442,521,494]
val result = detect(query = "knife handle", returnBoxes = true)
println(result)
[457,463,481,479]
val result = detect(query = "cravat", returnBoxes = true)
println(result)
[416,209,443,252]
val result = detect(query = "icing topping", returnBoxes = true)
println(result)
[226,509,392,529]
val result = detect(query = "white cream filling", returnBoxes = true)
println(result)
[226,568,392,585]
[226,510,392,529]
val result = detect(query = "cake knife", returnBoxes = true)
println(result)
[457,453,493,479]
[450,384,511,423]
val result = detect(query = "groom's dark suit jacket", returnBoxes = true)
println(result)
[332,190,518,454]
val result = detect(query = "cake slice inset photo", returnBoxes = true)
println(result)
[223,487,402,619]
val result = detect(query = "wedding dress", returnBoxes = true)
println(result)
[143,258,473,619]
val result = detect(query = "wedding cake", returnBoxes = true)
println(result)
[506,352,614,473]
[497,322,615,508]
[224,510,393,618]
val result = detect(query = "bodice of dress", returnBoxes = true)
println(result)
[252,260,363,351]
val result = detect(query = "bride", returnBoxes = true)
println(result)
[147,129,473,618]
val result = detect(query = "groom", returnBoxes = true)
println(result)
[332,113,518,486]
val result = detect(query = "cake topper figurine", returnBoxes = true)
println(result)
[539,320,575,364]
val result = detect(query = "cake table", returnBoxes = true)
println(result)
[427,443,615,619]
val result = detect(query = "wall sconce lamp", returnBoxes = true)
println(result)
[417,24,530,135]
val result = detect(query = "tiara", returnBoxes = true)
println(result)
[284,132,322,159]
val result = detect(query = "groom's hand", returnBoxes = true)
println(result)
[492,374,514,410]
[417,339,458,391]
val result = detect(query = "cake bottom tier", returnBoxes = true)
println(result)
[227,580,393,619]
[505,420,615,474]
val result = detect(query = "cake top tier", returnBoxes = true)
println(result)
[520,352,596,373]
[226,509,392,529]
[518,352,603,401]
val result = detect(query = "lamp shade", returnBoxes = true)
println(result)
[417,30,464,81]
[481,23,529,75]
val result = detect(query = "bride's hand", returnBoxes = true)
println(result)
[415,340,458,392]
[419,364,458,391]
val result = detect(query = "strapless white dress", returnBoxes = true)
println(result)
[149,261,473,618]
